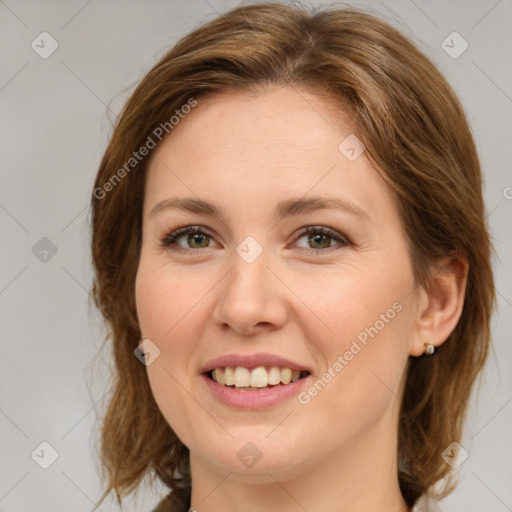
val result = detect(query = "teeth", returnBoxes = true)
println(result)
[268,366,281,385]
[212,368,225,385]
[224,366,235,386]
[234,367,250,387]
[280,368,292,384]
[250,366,268,388]
[210,366,307,388]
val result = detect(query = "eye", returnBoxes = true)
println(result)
[160,224,350,254]
[160,225,217,253]
[291,226,350,253]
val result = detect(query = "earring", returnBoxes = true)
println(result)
[423,343,436,355]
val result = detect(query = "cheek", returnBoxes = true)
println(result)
[300,261,413,423]
[300,316,411,447]
[136,262,177,339]
[135,261,203,350]
[135,263,203,383]
[135,264,191,428]
[300,259,411,351]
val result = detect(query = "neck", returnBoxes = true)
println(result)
[189,417,410,512]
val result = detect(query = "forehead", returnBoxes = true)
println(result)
[176,86,353,150]
[149,86,355,168]
[143,86,396,224]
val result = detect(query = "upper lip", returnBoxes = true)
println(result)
[200,352,312,374]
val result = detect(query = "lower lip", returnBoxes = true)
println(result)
[201,374,310,409]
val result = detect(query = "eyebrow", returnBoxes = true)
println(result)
[149,195,372,223]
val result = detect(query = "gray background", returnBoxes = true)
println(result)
[1,0,511,511]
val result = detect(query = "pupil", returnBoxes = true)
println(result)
[189,233,208,248]
[310,233,330,249]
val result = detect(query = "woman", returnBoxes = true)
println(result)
[90,3,495,512]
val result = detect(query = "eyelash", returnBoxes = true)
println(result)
[159,225,350,255]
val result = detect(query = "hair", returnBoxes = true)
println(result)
[90,2,496,511]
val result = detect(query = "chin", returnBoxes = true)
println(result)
[190,428,312,482]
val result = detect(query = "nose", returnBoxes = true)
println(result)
[211,248,289,336]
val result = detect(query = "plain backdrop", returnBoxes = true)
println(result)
[1,1,511,511]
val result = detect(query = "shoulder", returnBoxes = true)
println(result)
[150,492,192,512]
[151,494,175,512]
[411,492,443,512]
[151,488,191,512]
[152,491,441,512]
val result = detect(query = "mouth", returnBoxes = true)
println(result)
[204,366,311,390]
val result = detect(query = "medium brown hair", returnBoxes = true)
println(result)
[90,2,495,510]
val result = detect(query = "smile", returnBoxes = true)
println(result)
[207,366,310,390]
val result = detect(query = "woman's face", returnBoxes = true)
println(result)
[135,86,420,481]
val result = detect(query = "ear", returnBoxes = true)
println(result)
[409,256,468,357]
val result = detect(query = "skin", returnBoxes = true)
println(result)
[135,86,467,512]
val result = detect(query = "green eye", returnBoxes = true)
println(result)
[161,226,215,250]
[161,225,350,254]
[184,232,210,249]
[293,226,349,251]
[304,231,334,249]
